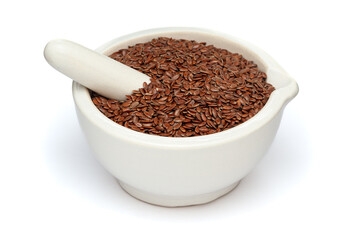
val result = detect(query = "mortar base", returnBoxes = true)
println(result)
[117,180,240,207]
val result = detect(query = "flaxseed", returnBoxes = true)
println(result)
[91,37,275,137]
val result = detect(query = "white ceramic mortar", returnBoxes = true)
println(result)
[72,27,298,207]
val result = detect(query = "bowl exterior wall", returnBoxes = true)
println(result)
[75,103,283,197]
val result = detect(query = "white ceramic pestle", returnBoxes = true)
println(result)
[44,39,151,100]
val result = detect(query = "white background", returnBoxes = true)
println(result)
[1,0,359,239]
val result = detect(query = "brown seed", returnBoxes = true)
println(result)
[142,123,153,128]
[200,112,207,122]
[129,101,140,109]
[195,126,200,134]
[174,109,180,117]
[179,126,186,133]
[173,122,182,130]
[172,74,180,80]
[223,105,233,110]
[92,98,99,105]
[199,127,209,132]
[133,116,142,128]
[195,112,202,121]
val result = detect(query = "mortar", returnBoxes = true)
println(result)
[72,27,298,207]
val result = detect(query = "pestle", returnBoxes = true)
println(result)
[44,39,151,101]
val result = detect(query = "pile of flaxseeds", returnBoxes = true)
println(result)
[91,37,275,137]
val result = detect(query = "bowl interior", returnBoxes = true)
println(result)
[73,28,296,147]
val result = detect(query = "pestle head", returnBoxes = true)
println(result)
[44,39,151,100]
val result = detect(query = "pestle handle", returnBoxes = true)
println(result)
[44,39,151,100]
